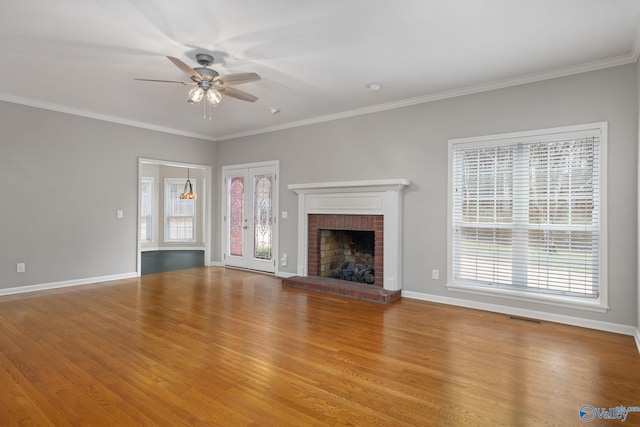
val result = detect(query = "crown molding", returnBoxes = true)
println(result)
[0,93,217,142]
[217,54,637,141]
[1,52,636,143]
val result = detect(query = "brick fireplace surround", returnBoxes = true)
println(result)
[307,214,384,287]
[285,179,410,302]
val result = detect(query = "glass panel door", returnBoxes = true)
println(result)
[253,174,273,261]
[229,176,245,257]
[223,164,277,273]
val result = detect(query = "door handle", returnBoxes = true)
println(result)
[243,226,248,229]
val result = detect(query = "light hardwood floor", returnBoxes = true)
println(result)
[0,267,638,426]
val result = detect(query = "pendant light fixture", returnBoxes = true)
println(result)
[180,169,197,200]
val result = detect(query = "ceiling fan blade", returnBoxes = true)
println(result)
[134,78,194,85]
[214,72,261,86]
[220,86,259,102]
[167,56,202,81]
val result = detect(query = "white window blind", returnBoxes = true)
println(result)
[164,178,196,242]
[449,123,606,309]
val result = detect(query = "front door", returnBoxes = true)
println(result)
[223,163,278,273]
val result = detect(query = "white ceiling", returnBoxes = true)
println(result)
[1,0,639,141]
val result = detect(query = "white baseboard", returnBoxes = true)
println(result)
[207,261,224,267]
[276,271,297,278]
[402,290,637,337]
[0,272,139,297]
[635,328,640,354]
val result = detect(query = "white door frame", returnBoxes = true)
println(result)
[221,160,279,274]
[137,158,213,275]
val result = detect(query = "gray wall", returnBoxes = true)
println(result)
[0,102,216,289]
[637,59,640,334]
[218,64,638,327]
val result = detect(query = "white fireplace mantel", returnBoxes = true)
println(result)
[289,179,410,291]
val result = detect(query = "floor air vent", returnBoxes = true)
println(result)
[508,315,543,324]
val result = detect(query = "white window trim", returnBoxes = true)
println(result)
[164,177,197,243]
[447,122,608,313]
[140,176,154,243]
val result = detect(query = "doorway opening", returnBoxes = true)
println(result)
[138,158,212,276]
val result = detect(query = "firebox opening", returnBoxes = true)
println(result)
[319,229,375,284]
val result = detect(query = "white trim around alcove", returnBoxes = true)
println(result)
[289,179,410,292]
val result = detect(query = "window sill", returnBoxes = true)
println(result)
[446,282,609,313]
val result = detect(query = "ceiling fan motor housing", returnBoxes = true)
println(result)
[192,67,219,83]
[196,53,214,66]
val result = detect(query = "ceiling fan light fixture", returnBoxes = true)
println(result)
[188,86,205,103]
[137,54,260,118]
[207,89,222,105]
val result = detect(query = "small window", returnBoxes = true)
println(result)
[164,178,196,242]
[140,177,154,243]
[448,123,607,312]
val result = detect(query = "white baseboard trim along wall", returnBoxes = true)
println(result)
[0,272,139,297]
[402,290,640,354]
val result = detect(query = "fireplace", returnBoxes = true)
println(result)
[320,230,374,282]
[289,179,409,292]
[308,214,383,286]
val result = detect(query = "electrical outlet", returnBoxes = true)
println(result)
[432,269,439,280]
[17,263,26,273]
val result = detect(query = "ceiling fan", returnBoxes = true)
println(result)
[136,54,261,106]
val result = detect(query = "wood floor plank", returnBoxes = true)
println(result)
[0,267,638,426]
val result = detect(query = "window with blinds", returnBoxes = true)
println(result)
[448,123,607,311]
[164,178,196,242]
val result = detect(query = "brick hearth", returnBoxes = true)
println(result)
[281,276,401,304]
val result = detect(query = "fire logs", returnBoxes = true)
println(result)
[330,262,374,284]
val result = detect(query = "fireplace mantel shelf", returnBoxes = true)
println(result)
[288,179,410,193]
